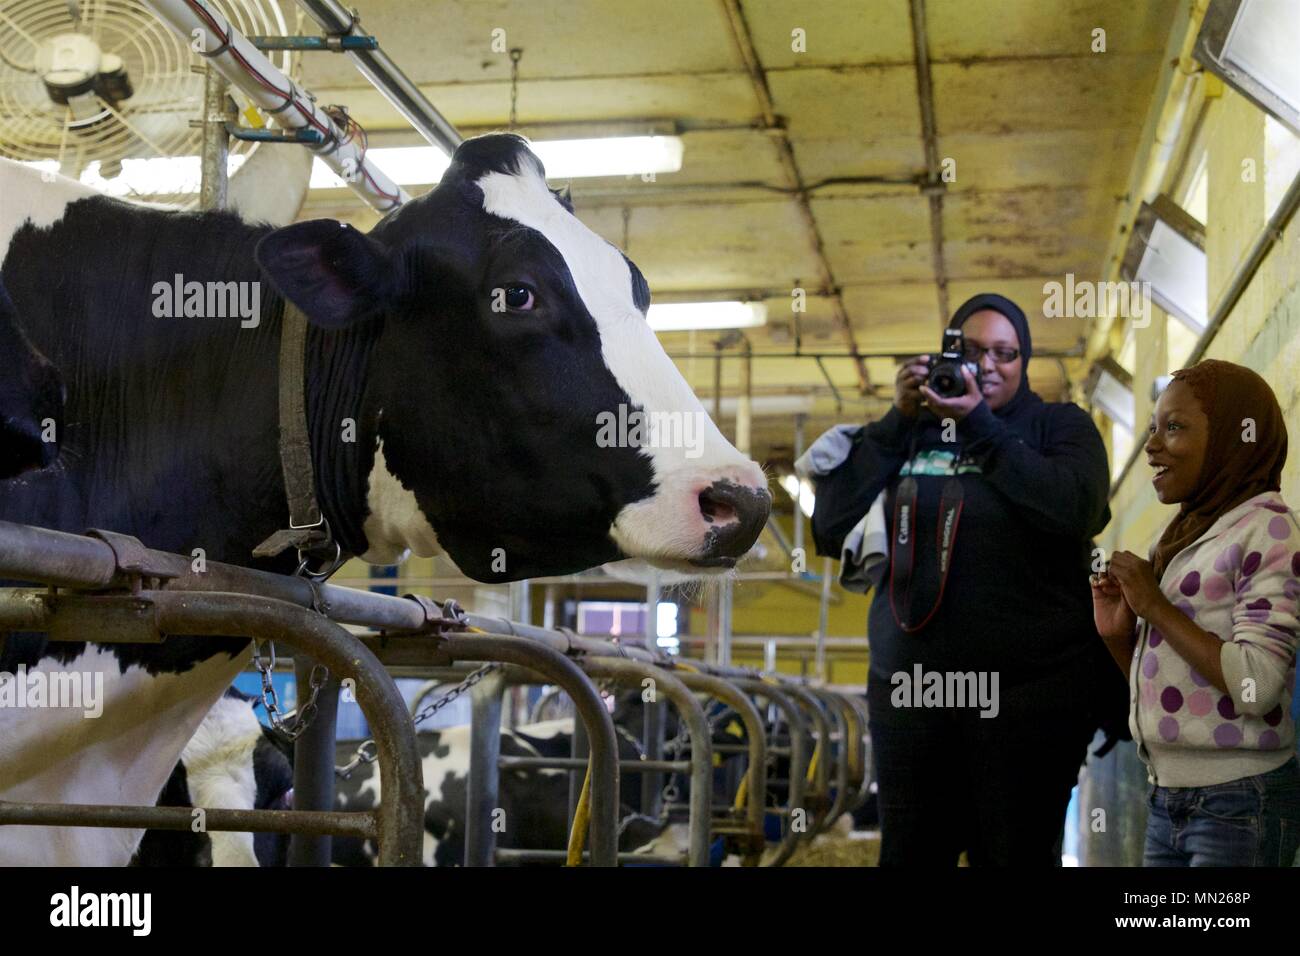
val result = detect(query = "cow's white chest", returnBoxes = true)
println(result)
[360,442,442,564]
[0,646,247,865]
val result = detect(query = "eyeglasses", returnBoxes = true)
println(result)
[961,344,1020,364]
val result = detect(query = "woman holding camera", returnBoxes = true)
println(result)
[811,292,1121,865]
[1093,360,1300,866]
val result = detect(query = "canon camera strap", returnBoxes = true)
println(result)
[888,469,965,634]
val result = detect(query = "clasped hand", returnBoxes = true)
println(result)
[1090,550,1165,640]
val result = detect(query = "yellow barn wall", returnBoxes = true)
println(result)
[1103,88,1300,557]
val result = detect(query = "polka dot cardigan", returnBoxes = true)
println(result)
[1130,492,1300,787]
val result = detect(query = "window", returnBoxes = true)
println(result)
[1111,422,1134,484]
[1195,0,1300,135]
[1116,324,1137,376]
[1090,365,1135,432]
[1121,196,1208,333]
[577,599,679,647]
[577,600,647,637]
[1182,151,1209,226]
[1085,358,1135,483]
[1265,115,1300,219]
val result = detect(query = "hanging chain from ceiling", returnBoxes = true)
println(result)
[508,48,523,130]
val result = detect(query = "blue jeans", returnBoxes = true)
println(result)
[1144,757,1300,866]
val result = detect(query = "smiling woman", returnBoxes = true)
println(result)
[1093,359,1300,867]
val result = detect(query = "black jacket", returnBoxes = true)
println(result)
[814,398,1132,750]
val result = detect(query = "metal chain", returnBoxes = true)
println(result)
[335,662,502,779]
[411,662,500,727]
[655,704,693,823]
[615,723,646,759]
[508,48,522,129]
[252,640,328,742]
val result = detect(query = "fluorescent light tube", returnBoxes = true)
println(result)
[646,301,767,332]
[715,395,816,416]
[311,135,683,189]
[533,134,683,179]
[29,134,683,194]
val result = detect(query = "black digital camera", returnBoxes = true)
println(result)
[925,328,981,399]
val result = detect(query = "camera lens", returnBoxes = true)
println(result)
[927,361,963,398]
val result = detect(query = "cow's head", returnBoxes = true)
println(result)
[0,282,62,479]
[257,133,771,581]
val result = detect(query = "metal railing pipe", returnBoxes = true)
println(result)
[288,657,341,866]
[465,668,507,867]
[0,802,374,839]
[438,633,619,867]
[808,688,851,832]
[731,678,808,867]
[672,669,768,866]
[843,693,875,813]
[580,658,712,867]
[782,683,833,825]
[0,588,422,865]
[148,591,423,865]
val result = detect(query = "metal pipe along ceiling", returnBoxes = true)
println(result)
[141,0,408,211]
[717,0,871,395]
[909,0,950,325]
[295,0,463,153]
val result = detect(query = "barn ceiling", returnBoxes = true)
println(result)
[295,0,1177,474]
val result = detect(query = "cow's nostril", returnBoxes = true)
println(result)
[698,486,738,525]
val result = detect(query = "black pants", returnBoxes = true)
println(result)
[867,670,1097,867]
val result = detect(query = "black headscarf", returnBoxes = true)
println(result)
[948,292,1039,422]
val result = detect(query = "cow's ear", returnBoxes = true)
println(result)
[255,219,400,329]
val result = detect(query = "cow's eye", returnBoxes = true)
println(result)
[504,285,535,311]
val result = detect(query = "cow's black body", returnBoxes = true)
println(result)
[0,279,62,478]
[0,202,318,674]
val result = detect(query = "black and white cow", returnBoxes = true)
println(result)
[131,689,294,867]
[0,133,771,865]
[328,708,731,867]
[0,280,61,478]
[139,691,702,867]
[331,720,580,868]
[136,714,657,868]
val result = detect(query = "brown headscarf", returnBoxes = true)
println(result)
[1151,359,1288,581]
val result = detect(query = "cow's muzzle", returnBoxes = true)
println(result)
[690,480,772,567]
